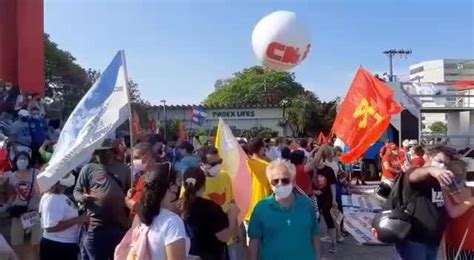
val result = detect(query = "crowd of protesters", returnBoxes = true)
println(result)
[0,80,472,260]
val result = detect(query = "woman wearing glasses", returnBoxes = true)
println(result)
[248,159,321,260]
[181,167,239,260]
[136,163,189,259]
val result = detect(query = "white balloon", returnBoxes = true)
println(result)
[252,10,311,71]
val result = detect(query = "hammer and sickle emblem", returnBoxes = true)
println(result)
[352,98,383,128]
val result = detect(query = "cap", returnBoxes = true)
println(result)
[402,140,410,148]
[409,140,418,146]
[96,138,114,150]
[388,143,398,150]
[18,109,29,117]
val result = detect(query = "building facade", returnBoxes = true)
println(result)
[150,104,289,137]
[409,59,474,83]
[408,59,474,133]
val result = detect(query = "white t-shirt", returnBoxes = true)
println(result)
[266,146,281,161]
[146,209,190,260]
[39,193,80,244]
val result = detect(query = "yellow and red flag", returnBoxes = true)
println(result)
[215,118,251,222]
[332,68,402,163]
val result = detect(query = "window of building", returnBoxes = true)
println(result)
[410,66,424,74]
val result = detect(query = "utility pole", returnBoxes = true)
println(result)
[383,49,412,81]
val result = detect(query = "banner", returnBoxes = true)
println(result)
[37,51,131,192]
[215,118,252,222]
[341,194,382,211]
[343,208,385,245]
[332,68,402,163]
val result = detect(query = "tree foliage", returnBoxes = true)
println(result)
[429,121,448,134]
[204,66,338,137]
[44,34,150,121]
[204,66,305,106]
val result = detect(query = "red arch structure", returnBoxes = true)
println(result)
[0,0,44,96]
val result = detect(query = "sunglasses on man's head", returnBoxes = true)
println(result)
[270,178,290,186]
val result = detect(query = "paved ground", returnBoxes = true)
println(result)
[318,181,399,260]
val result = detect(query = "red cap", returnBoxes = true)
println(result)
[388,143,398,150]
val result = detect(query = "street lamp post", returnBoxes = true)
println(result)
[160,99,167,140]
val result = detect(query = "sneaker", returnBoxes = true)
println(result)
[337,237,345,243]
[321,236,332,243]
[328,243,337,253]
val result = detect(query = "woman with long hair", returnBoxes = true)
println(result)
[136,163,189,259]
[181,166,239,260]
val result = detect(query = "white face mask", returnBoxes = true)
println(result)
[431,161,446,169]
[59,174,76,187]
[208,164,221,177]
[272,183,293,198]
[16,159,29,170]
[133,159,147,172]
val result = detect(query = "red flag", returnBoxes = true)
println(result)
[332,68,402,163]
[453,81,474,90]
[178,121,188,144]
[316,132,328,145]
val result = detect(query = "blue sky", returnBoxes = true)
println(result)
[45,0,473,105]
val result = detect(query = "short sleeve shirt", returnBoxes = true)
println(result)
[382,154,401,180]
[410,157,425,168]
[39,193,80,243]
[248,194,319,260]
[146,209,190,260]
[203,171,234,213]
[185,197,229,259]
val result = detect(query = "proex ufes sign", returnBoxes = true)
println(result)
[212,110,256,118]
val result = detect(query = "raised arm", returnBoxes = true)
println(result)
[408,166,454,186]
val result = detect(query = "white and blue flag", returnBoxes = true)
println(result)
[37,51,131,192]
[191,107,207,126]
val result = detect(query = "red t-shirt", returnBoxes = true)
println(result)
[399,148,407,164]
[411,157,425,168]
[382,154,401,180]
[445,208,474,251]
[295,164,313,195]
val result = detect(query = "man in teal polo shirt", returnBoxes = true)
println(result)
[248,159,321,260]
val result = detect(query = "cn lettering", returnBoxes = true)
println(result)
[266,42,311,64]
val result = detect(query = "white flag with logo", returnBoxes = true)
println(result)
[37,51,131,192]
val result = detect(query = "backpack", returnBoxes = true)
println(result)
[114,216,151,260]
[372,171,420,243]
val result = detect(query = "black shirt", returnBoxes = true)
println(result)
[315,166,337,211]
[402,172,447,246]
[185,197,229,260]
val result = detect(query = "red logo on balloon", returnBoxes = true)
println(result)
[266,42,311,64]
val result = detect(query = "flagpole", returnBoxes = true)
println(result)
[121,50,135,187]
